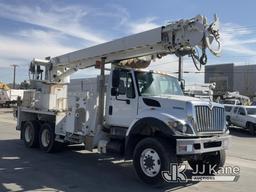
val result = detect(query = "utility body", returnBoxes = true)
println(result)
[16,15,230,185]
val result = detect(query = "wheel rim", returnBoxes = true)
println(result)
[41,129,51,147]
[24,125,33,143]
[140,148,161,177]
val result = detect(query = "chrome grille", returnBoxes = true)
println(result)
[195,106,224,132]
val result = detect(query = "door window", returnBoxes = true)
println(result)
[117,70,135,98]
[238,108,246,116]
[233,107,238,113]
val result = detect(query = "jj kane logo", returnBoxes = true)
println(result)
[162,163,240,183]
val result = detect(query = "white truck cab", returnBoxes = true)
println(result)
[106,68,186,127]
[106,68,227,137]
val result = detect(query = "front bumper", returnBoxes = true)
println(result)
[176,135,231,155]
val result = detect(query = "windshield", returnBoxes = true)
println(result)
[246,108,256,115]
[135,71,183,96]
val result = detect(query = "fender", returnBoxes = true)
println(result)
[124,110,180,159]
[126,109,184,137]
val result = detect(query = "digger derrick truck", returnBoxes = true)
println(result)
[16,15,230,185]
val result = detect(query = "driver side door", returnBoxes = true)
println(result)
[106,69,138,127]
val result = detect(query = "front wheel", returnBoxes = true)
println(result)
[133,137,176,185]
[188,150,226,175]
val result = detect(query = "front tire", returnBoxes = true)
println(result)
[39,123,62,153]
[21,121,40,148]
[133,137,176,185]
[188,150,226,175]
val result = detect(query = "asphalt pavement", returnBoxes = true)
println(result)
[0,109,256,192]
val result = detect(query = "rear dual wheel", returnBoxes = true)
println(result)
[21,121,62,152]
[21,121,40,148]
[39,123,63,153]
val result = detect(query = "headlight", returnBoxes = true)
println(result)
[168,120,192,134]
[169,121,187,133]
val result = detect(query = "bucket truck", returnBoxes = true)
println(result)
[16,15,230,185]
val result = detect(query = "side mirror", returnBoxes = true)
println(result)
[111,86,130,104]
[111,87,119,96]
[112,70,120,88]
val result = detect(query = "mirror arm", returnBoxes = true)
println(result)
[115,96,130,104]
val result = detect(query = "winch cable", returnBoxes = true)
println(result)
[190,22,221,71]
